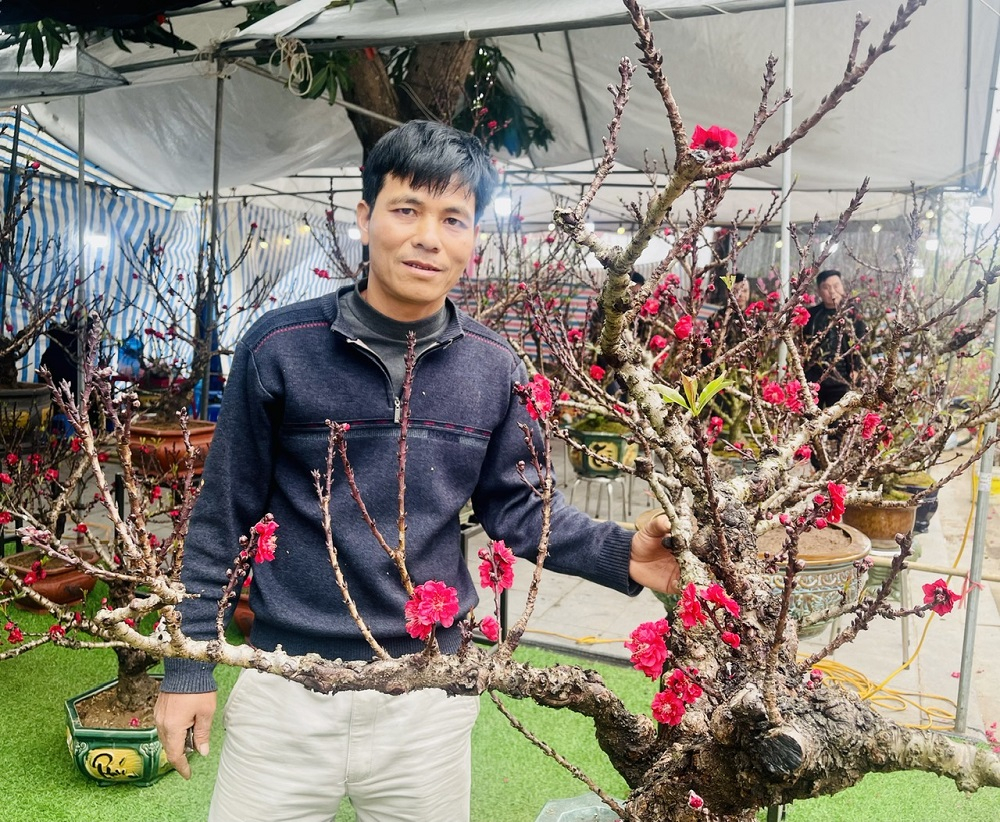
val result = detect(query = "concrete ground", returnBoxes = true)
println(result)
[465,440,1000,743]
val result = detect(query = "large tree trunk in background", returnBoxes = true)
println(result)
[342,50,403,158]
[342,41,479,158]
[401,41,478,123]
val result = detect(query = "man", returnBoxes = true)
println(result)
[803,269,866,407]
[154,120,679,822]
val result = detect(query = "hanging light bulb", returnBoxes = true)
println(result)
[925,209,935,220]
[924,237,939,252]
[774,239,783,249]
[871,222,882,233]
[347,226,362,241]
[299,223,312,234]
[968,193,993,226]
[282,236,291,246]
[493,188,512,218]
[258,237,269,249]
[548,222,556,232]
[616,224,626,235]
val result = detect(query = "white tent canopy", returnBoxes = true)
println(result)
[10,0,1000,229]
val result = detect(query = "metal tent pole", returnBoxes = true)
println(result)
[1,104,23,336]
[200,61,226,421]
[953,278,1000,733]
[777,0,795,371]
[76,94,86,401]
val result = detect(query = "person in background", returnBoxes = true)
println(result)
[803,269,867,408]
[154,120,680,822]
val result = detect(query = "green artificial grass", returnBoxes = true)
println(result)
[3,615,1000,822]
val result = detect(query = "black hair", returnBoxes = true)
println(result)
[361,120,499,224]
[816,269,843,287]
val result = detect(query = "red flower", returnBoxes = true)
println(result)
[677,582,707,629]
[0,473,10,484]
[861,412,882,440]
[673,314,693,340]
[703,583,740,617]
[688,791,705,809]
[922,579,960,616]
[625,619,671,679]
[721,631,741,649]
[5,620,23,644]
[794,444,812,462]
[479,615,500,643]
[74,523,88,534]
[524,374,553,421]
[253,517,279,562]
[22,571,37,585]
[589,364,606,381]
[404,580,460,640]
[44,468,59,482]
[665,667,703,704]
[567,328,584,344]
[815,517,828,529]
[791,305,810,327]
[649,334,668,352]
[782,379,805,414]
[641,298,661,316]
[651,690,686,726]
[48,624,66,637]
[5,453,18,465]
[827,482,847,523]
[689,124,738,151]
[478,540,516,593]
[762,381,785,405]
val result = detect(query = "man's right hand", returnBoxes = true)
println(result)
[154,690,217,779]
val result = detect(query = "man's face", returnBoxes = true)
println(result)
[356,174,479,322]
[817,275,845,309]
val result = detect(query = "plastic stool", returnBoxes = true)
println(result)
[568,473,629,521]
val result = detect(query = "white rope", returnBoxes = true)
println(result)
[193,27,242,79]
[269,35,314,97]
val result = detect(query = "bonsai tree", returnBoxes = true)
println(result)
[0,161,81,393]
[6,2,1000,818]
[119,215,277,422]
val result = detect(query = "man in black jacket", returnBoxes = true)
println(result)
[803,269,866,407]
[154,120,679,822]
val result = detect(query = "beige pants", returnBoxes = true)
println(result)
[208,669,479,822]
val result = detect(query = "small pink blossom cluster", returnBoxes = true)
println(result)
[4,620,23,644]
[791,305,811,327]
[859,411,893,446]
[404,580,460,641]
[651,667,703,726]
[677,583,741,648]
[252,516,279,563]
[780,481,847,530]
[760,378,816,414]
[986,722,1000,754]
[478,539,516,594]
[522,374,553,421]
[625,618,671,679]
[921,578,961,616]
[705,416,724,446]
[673,314,693,340]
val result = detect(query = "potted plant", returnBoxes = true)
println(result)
[120,220,274,480]
[566,411,637,478]
[0,345,189,787]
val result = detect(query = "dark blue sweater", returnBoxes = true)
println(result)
[162,287,636,692]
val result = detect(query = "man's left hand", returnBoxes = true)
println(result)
[629,512,681,595]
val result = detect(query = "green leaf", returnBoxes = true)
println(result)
[680,373,699,410]
[693,375,734,415]
[30,28,44,68]
[721,274,736,292]
[654,384,691,411]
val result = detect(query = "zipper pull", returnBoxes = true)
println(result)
[394,396,401,424]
